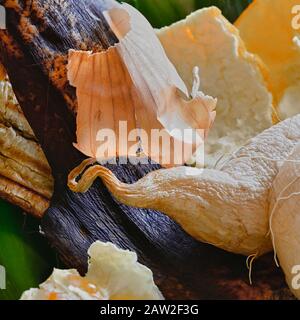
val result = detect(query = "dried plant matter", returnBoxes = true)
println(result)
[0,80,53,217]
[0,175,49,218]
[69,115,300,258]
[67,3,216,166]
[0,81,35,138]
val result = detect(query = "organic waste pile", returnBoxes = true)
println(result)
[0,0,300,300]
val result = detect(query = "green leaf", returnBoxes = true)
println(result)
[195,0,253,23]
[121,0,253,27]
[0,201,56,300]
[121,0,195,28]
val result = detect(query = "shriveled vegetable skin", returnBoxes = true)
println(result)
[0,80,53,216]
[270,142,300,299]
[0,0,293,299]
[75,115,300,257]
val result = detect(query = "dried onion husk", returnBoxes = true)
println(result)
[67,3,216,167]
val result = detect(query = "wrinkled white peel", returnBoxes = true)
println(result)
[67,3,216,167]
[270,142,300,299]
[20,241,163,300]
[157,7,274,167]
[69,115,300,257]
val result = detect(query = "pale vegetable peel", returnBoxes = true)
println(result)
[157,7,274,167]
[269,142,300,299]
[67,3,216,167]
[21,241,163,300]
[69,115,300,257]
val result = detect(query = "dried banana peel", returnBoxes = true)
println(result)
[0,80,53,217]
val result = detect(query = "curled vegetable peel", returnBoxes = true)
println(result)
[69,115,300,262]
[67,3,216,167]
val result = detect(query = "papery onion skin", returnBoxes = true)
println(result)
[69,115,300,258]
[67,3,216,167]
